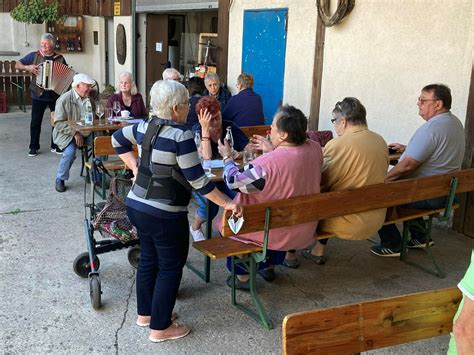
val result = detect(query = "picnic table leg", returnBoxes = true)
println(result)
[232,255,273,330]
[402,217,445,278]
[185,193,211,282]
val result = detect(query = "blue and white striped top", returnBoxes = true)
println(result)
[112,118,215,219]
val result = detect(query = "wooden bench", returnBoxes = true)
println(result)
[192,169,474,328]
[85,136,138,199]
[282,287,462,354]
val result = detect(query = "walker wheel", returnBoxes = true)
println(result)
[73,252,100,278]
[89,275,102,310]
[128,246,141,269]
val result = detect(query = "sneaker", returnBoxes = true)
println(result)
[149,322,191,342]
[282,258,300,269]
[302,249,327,265]
[258,268,275,282]
[28,149,38,157]
[226,275,250,291]
[189,226,205,242]
[51,148,63,155]
[370,245,401,257]
[55,179,66,193]
[407,238,434,249]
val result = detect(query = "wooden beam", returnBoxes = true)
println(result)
[216,0,230,84]
[453,62,474,237]
[308,7,326,130]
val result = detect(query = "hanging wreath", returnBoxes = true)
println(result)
[316,0,355,27]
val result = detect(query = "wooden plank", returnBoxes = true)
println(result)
[221,169,474,237]
[216,0,230,83]
[192,238,262,259]
[282,287,462,354]
[240,125,270,138]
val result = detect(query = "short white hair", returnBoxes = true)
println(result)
[116,71,138,95]
[41,33,54,43]
[150,80,188,119]
[204,72,220,84]
[162,68,182,81]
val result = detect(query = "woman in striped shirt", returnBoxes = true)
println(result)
[112,80,242,343]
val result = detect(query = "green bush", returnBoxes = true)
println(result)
[11,0,64,25]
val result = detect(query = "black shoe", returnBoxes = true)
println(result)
[226,276,250,291]
[257,268,275,282]
[55,179,66,193]
[407,238,434,249]
[28,149,38,157]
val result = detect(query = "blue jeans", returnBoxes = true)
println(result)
[193,181,236,220]
[56,140,77,181]
[226,250,286,275]
[128,207,189,330]
[378,197,448,250]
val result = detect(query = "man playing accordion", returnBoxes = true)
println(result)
[16,33,67,157]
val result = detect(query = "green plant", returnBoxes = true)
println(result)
[10,0,65,25]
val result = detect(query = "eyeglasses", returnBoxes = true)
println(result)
[330,118,337,124]
[417,97,438,104]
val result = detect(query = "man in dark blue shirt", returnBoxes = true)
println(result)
[222,72,265,127]
[16,33,67,156]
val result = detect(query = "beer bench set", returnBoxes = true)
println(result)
[192,168,474,330]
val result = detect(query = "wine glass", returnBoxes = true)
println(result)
[112,101,121,118]
[96,103,104,125]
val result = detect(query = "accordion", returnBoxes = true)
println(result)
[36,60,76,95]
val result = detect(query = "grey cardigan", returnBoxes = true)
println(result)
[52,89,94,149]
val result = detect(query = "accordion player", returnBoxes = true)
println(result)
[36,60,76,95]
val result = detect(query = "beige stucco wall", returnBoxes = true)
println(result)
[113,17,134,83]
[0,15,106,91]
[228,0,472,145]
[227,0,318,115]
[318,0,471,144]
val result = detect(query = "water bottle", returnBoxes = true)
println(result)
[194,131,202,160]
[84,100,93,125]
[225,126,235,155]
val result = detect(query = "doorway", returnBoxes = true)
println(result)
[242,9,288,123]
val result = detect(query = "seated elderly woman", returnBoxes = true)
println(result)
[217,105,323,288]
[107,71,147,118]
[112,80,242,342]
[222,72,265,127]
[284,97,389,267]
[189,96,249,241]
[204,72,231,110]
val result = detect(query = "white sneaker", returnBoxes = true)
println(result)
[189,226,206,242]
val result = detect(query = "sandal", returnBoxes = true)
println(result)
[302,250,327,265]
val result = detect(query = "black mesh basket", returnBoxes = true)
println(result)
[92,178,138,243]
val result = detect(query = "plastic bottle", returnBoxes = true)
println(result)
[84,100,93,125]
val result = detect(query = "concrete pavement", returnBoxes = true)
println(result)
[0,109,472,354]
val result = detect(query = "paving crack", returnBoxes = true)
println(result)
[279,268,320,308]
[114,270,136,355]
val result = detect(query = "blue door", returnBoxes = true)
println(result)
[242,9,288,124]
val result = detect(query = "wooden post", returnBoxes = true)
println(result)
[308,6,326,131]
[453,62,474,237]
[216,0,230,84]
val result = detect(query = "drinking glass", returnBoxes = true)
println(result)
[112,101,121,118]
[105,108,113,124]
[96,103,104,125]
[243,146,255,164]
